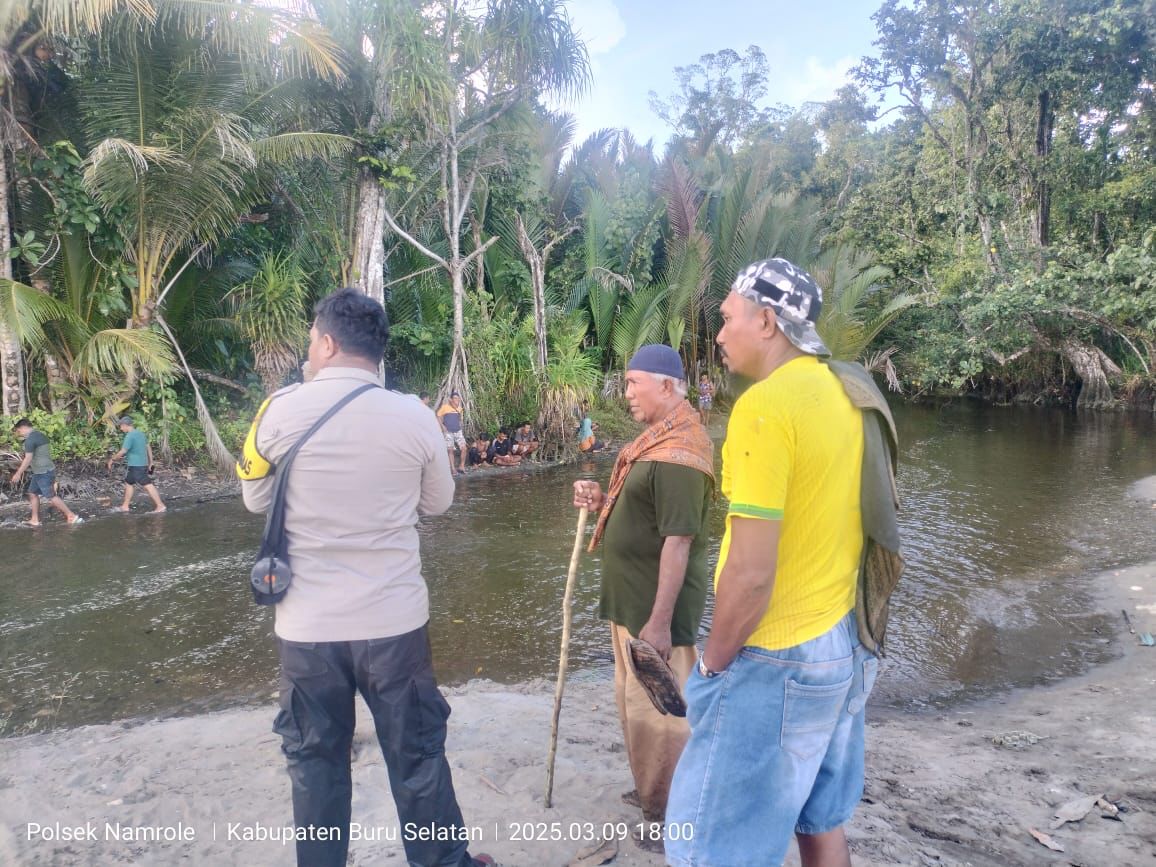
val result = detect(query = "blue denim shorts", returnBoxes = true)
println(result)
[28,471,56,498]
[665,611,878,867]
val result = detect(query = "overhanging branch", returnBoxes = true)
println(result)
[382,208,448,270]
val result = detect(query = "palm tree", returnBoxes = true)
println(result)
[308,0,452,306]
[227,253,310,394]
[539,309,599,458]
[0,0,346,415]
[17,230,176,409]
[0,149,24,414]
[380,0,590,417]
[76,32,348,466]
[810,245,920,373]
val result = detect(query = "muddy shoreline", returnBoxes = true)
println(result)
[0,452,611,526]
[0,461,240,523]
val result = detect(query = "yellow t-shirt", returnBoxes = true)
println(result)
[716,355,864,650]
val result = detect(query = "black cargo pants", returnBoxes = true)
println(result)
[274,624,476,867]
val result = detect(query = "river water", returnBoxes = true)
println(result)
[3,402,1156,733]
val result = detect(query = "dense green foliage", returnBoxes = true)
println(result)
[2,0,1155,468]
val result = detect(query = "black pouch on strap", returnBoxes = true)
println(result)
[250,383,379,605]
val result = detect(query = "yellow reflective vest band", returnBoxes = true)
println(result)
[236,397,274,480]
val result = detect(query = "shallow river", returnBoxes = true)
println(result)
[3,402,1156,733]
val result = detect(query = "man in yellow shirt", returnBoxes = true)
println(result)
[666,259,879,867]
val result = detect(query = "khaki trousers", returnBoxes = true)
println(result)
[610,622,696,821]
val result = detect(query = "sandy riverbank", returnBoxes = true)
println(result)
[2,559,1154,867]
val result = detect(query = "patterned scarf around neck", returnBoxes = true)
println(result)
[589,399,715,552]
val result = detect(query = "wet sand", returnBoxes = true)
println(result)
[2,558,1154,866]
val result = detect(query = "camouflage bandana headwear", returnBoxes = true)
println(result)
[732,258,831,357]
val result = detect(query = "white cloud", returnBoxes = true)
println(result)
[566,0,626,55]
[776,56,857,109]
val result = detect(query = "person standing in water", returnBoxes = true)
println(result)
[107,416,166,513]
[10,418,84,526]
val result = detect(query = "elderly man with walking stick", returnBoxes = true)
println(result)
[572,344,714,855]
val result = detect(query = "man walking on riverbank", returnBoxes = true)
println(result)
[572,344,714,852]
[10,419,83,526]
[665,259,880,867]
[107,416,166,513]
[238,289,493,867]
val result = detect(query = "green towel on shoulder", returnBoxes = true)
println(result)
[826,360,905,656]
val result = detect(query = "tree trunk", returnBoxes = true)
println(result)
[472,220,486,295]
[156,314,236,473]
[515,215,549,373]
[515,216,577,375]
[1061,339,1115,410]
[441,262,472,416]
[1032,89,1053,263]
[351,170,388,305]
[31,278,66,413]
[350,54,391,306]
[0,155,25,415]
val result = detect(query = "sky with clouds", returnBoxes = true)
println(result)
[561,0,884,149]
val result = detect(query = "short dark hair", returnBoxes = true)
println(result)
[477,431,490,441]
[13,417,32,430]
[313,288,389,362]
[498,427,509,436]
[419,391,429,399]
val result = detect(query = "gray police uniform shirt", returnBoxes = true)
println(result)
[240,367,455,642]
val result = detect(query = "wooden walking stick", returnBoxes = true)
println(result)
[545,505,589,808]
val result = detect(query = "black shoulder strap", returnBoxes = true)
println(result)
[258,383,379,558]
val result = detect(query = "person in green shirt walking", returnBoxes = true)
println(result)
[107,416,166,513]
[10,418,84,526]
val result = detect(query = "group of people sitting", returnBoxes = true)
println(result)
[428,389,539,474]
[467,423,538,469]
[430,388,622,476]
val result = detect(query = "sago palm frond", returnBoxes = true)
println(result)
[227,252,310,352]
[0,278,77,351]
[582,188,612,271]
[149,1,347,83]
[251,132,356,164]
[54,232,110,326]
[663,157,704,241]
[521,110,578,207]
[860,293,921,349]
[84,138,185,177]
[811,248,919,361]
[611,282,668,370]
[863,347,904,393]
[585,279,619,354]
[73,326,176,380]
[663,234,712,351]
[17,0,155,37]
